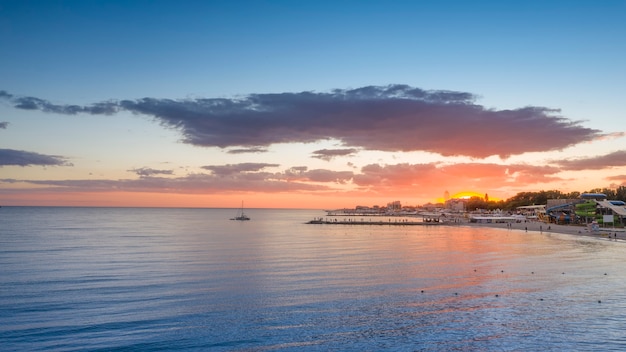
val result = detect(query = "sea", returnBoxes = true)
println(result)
[2,207,626,351]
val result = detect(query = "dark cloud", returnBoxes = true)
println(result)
[289,166,308,172]
[554,150,626,170]
[1,85,603,158]
[312,148,358,161]
[226,147,268,154]
[11,95,119,115]
[0,148,71,167]
[201,162,280,176]
[0,122,8,129]
[129,167,174,177]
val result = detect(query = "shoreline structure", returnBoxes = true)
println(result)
[307,214,625,241]
[309,193,626,241]
[463,220,624,241]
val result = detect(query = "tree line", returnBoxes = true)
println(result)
[465,186,626,211]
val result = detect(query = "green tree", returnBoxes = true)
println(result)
[470,187,626,212]
[616,186,626,201]
[466,196,488,211]
[566,191,581,199]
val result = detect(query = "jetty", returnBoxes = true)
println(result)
[306,217,443,225]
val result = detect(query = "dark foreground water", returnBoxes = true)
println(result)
[2,207,626,351]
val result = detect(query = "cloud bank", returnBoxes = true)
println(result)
[554,150,626,170]
[0,85,603,158]
[312,148,359,161]
[0,160,567,198]
[129,167,175,177]
[0,148,71,167]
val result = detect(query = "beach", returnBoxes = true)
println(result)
[307,215,626,242]
[463,219,624,241]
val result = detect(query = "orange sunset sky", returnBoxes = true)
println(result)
[1,2,625,208]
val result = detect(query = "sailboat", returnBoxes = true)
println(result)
[230,201,250,221]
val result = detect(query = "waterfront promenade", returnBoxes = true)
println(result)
[307,215,625,241]
[464,220,625,241]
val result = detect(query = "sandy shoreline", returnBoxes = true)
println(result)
[308,215,625,242]
[459,220,624,241]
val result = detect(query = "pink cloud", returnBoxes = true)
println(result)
[554,150,626,170]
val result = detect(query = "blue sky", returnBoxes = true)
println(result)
[1,0,625,207]
[4,1,623,102]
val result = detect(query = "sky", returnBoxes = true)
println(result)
[1,0,625,209]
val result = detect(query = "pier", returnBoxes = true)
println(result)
[306,217,443,225]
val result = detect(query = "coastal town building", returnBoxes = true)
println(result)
[387,201,402,211]
[445,198,466,212]
[543,193,626,227]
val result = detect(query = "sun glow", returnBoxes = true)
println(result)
[434,190,501,204]
[451,191,486,200]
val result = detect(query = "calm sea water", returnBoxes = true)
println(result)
[2,207,626,351]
